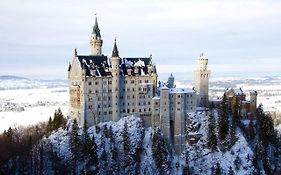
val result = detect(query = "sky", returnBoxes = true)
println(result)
[0,0,281,79]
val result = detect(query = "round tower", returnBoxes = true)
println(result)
[194,53,211,107]
[167,73,175,88]
[250,91,257,116]
[111,39,120,122]
[90,15,103,55]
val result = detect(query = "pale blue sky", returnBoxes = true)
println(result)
[0,0,281,79]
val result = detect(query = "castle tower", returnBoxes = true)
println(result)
[90,15,103,55]
[111,39,120,122]
[194,53,211,107]
[250,91,257,117]
[159,86,171,144]
[167,73,175,88]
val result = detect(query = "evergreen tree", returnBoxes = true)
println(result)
[207,112,217,151]
[69,119,80,174]
[123,121,130,155]
[82,122,92,157]
[228,166,235,175]
[46,117,53,133]
[152,128,170,174]
[257,105,276,147]
[212,162,222,175]
[219,94,229,140]
[232,97,240,128]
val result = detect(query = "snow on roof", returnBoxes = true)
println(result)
[225,88,244,95]
[124,59,133,67]
[242,100,250,104]
[159,86,169,90]
[169,88,195,94]
[152,96,160,100]
[134,59,145,67]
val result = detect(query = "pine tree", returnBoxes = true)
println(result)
[207,112,217,151]
[69,119,80,174]
[219,94,229,140]
[228,166,235,175]
[123,121,130,155]
[257,105,276,147]
[82,122,92,157]
[232,97,240,128]
[152,128,170,174]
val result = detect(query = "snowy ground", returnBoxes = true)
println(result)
[0,87,68,132]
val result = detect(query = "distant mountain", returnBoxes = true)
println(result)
[0,75,29,80]
[0,75,68,90]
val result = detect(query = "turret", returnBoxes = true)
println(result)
[159,86,171,144]
[90,15,103,55]
[111,38,120,122]
[250,91,257,117]
[194,53,211,107]
[167,73,175,88]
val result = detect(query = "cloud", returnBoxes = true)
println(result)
[0,0,281,79]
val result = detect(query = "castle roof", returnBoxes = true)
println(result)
[121,57,155,76]
[77,55,111,76]
[76,55,155,77]
[225,88,244,96]
[92,16,101,38]
[112,38,119,57]
[169,88,195,94]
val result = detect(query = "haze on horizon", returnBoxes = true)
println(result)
[0,0,281,79]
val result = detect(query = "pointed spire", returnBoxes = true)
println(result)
[92,14,101,38]
[74,48,77,57]
[68,62,71,71]
[112,37,119,57]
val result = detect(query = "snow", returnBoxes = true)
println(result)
[187,112,254,175]
[169,88,194,94]
[134,60,145,67]
[0,87,68,132]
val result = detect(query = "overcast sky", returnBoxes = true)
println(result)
[0,0,281,79]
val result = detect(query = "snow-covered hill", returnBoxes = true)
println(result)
[37,113,260,175]
[187,111,253,175]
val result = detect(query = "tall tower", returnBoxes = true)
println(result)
[167,73,175,88]
[194,53,211,107]
[90,15,103,55]
[159,87,171,144]
[111,39,120,122]
[250,91,257,117]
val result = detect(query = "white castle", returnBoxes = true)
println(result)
[67,16,210,154]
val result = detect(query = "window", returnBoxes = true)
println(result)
[89,90,92,93]
[131,80,134,84]
[88,81,92,85]
[139,109,141,112]
[95,81,98,85]
[132,109,135,112]
[148,108,151,112]
[109,81,112,84]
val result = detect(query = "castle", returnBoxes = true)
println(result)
[67,16,255,154]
